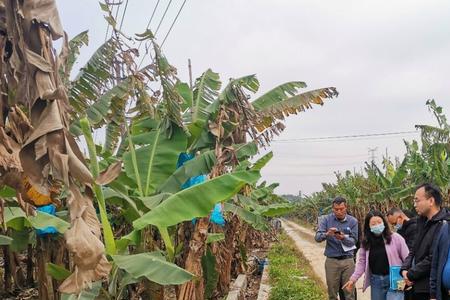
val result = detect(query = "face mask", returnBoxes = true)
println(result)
[394,223,402,231]
[370,224,385,235]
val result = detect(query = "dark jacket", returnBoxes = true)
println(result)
[430,220,450,300]
[397,217,418,251]
[401,208,449,294]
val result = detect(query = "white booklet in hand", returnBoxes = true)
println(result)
[341,235,356,252]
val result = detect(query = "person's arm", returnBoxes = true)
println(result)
[407,252,433,281]
[315,216,328,242]
[408,223,445,281]
[341,219,358,247]
[430,226,443,300]
[400,248,413,271]
[405,222,417,250]
[397,234,410,261]
[349,247,367,282]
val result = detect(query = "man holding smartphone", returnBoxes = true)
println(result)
[315,197,359,300]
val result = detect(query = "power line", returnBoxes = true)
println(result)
[139,0,175,68]
[118,0,130,31]
[137,0,162,51]
[278,154,369,159]
[104,0,124,41]
[161,0,188,48]
[113,0,121,25]
[265,173,337,177]
[284,161,368,167]
[154,0,174,36]
[104,0,117,41]
[272,130,419,143]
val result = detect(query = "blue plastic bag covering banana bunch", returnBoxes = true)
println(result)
[177,153,225,226]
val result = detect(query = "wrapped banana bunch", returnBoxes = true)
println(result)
[22,176,62,207]
[22,176,63,236]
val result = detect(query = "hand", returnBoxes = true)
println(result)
[335,232,345,240]
[405,279,413,286]
[402,270,413,286]
[326,227,337,236]
[342,280,354,292]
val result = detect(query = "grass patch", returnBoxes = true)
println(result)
[268,233,326,300]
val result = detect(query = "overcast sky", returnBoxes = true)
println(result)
[58,0,450,195]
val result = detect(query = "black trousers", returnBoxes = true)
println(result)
[403,289,413,300]
[411,293,429,300]
[338,286,357,300]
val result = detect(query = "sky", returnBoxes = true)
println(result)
[58,0,450,195]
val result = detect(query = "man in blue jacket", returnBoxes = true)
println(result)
[430,215,450,300]
[315,197,359,300]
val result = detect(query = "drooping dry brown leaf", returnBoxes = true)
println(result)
[95,160,122,185]
[0,0,110,295]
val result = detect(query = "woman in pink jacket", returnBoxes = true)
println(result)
[343,210,409,300]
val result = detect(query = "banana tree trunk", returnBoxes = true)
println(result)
[26,244,34,286]
[142,280,165,300]
[2,245,11,293]
[36,236,57,300]
[211,216,243,295]
[177,217,209,300]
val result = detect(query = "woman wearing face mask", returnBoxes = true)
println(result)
[343,210,409,300]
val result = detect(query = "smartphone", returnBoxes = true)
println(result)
[334,230,342,235]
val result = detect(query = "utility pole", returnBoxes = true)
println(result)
[188,58,193,89]
[188,59,194,119]
[368,147,378,164]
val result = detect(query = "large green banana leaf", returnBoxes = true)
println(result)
[235,142,258,160]
[237,195,293,217]
[123,125,187,196]
[46,263,71,281]
[257,203,294,217]
[252,151,273,171]
[223,203,268,231]
[4,207,69,233]
[190,69,221,124]
[206,75,260,118]
[69,38,118,115]
[253,87,338,131]
[60,30,89,83]
[0,234,13,245]
[251,81,307,110]
[137,193,172,210]
[158,142,257,194]
[112,252,194,285]
[133,170,260,229]
[219,75,260,104]
[70,76,134,136]
[30,211,70,233]
[158,150,216,193]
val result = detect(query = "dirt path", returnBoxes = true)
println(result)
[281,220,370,300]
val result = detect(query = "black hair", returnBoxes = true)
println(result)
[361,210,392,250]
[416,183,443,206]
[403,209,417,218]
[386,207,402,216]
[332,196,347,206]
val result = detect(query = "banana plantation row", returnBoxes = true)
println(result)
[291,100,449,225]
[0,1,338,299]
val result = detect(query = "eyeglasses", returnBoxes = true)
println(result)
[413,198,428,204]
